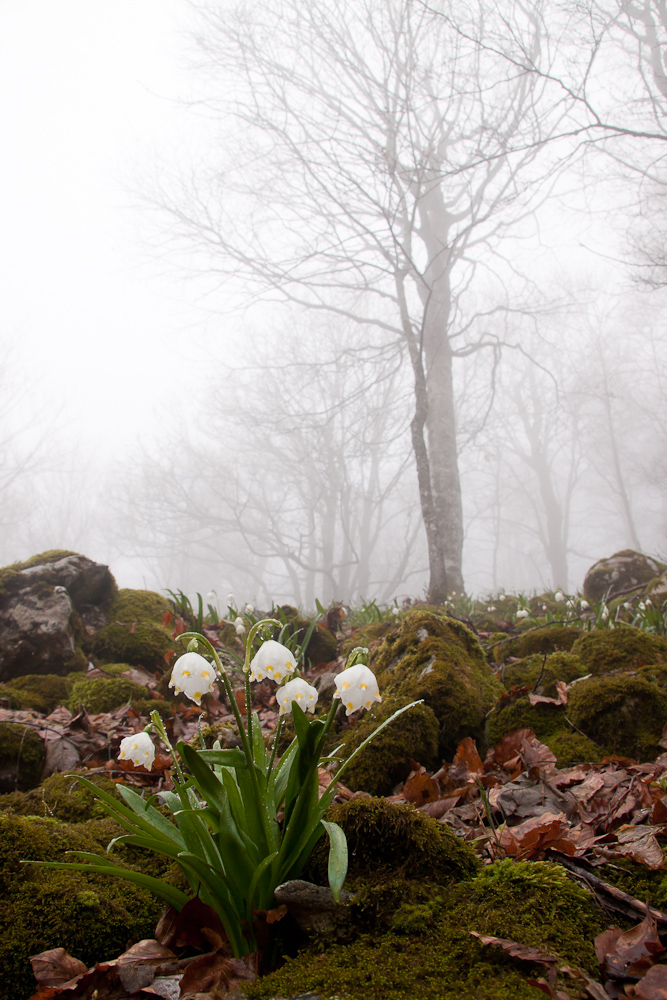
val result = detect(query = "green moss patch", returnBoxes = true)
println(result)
[304,797,478,885]
[372,611,503,758]
[87,588,174,668]
[331,697,439,795]
[0,723,45,793]
[570,624,667,675]
[0,813,164,1000]
[67,675,151,714]
[248,860,606,1000]
[568,673,667,759]
[3,674,70,714]
[0,771,122,823]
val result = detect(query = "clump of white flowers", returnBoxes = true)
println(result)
[334,662,382,716]
[516,609,530,620]
[249,639,297,684]
[277,677,318,716]
[118,731,155,770]
[169,651,217,706]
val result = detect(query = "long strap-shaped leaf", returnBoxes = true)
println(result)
[23,853,190,911]
[321,820,348,902]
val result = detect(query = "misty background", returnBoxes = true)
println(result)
[5,0,667,607]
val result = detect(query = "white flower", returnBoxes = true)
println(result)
[624,602,633,610]
[227,593,236,606]
[601,607,609,620]
[499,594,506,601]
[516,609,529,619]
[555,591,566,602]
[118,731,155,770]
[333,663,382,716]
[206,591,216,603]
[487,606,496,612]
[647,598,653,606]
[391,606,400,616]
[234,616,246,635]
[169,651,217,706]
[244,603,255,614]
[277,677,318,716]
[639,602,646,611]
[249,640,297,684]
[580,600,590,610]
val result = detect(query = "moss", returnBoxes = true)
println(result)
[188,721,242,750]
[583,550,667,603]
[330,696,439,795]
[593,858,667,911]
[546,732,602,765]
[0,813,164,1000]
[67,675,150,714]
[0,550,79,599]
[485,696,569,747]
[341,620,398,659]
[570,624,667,675]
[88,588,174,669]
[0,723,45,793]
[304,797,479,885]
[0,771,122,823]
[4,674,70,714]
[247,860,606,1000]
[567,673,667,759]
[502,627,580,661]
[372,611,503,758]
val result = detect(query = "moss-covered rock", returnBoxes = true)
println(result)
[0,770,122,822]
[570,624,667,675]
[501,651,587,698]
[485,696,569,748]
[583,550,666,603]
[546,731,602,765]
[0,813,164,1000]
[329,697,440,795]
[87,588,174,669]
[504,626,580,660]
[272,609,338,666]
[305,796,479,885]
[0,723,45,793]
[3,674,70,714]
[371,611,504,758]
[567,673,667,759]
[248,859,606,1000]
[0,550,79,600]
[67,675,151,714]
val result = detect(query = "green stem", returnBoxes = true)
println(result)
[267,717,283,774]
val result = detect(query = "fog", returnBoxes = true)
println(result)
[5,0,667,606]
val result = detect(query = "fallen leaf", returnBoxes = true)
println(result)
[499,812,577,860]
[30,949,87,987]
[449,737,484,782]
[471,931,557,964]
[595,909,665,980]
[402,771,441,805]
[625,963,667,998]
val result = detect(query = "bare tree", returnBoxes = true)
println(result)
[151,0,586,600]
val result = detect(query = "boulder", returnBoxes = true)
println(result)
[0,585,86,682]
[0,551,117,682]
[583,549,666,603]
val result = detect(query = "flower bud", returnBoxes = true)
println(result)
[333,663,381,716]
[169,651,216,706]
[118,731,155,770]
[277,677,318,716]
[249,639,297,684]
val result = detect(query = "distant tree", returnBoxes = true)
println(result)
[153,0,589,600]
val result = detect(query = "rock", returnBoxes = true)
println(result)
[583,550,666,603]
[274,880,352,934]
[0,584,86,682]
[0,551,118,682]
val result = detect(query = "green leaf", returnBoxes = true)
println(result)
[251,711,267,773]
[321,820,348,902]
[23,854,190,911]
[197,748,248,768]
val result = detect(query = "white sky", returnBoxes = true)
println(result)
[0,1,213,455]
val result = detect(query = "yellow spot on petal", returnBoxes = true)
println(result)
[194,692,201,700]
[202,670,210,678]
[360,683,367,690]
[182,669,190,677]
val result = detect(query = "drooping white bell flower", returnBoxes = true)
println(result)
[169,651,217,705]
[516,609,529,620]
[118,731,156,770]
[277,677,319,716]
[334,663,382,716]
[555,591,566,602]
[249,640,297,684]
